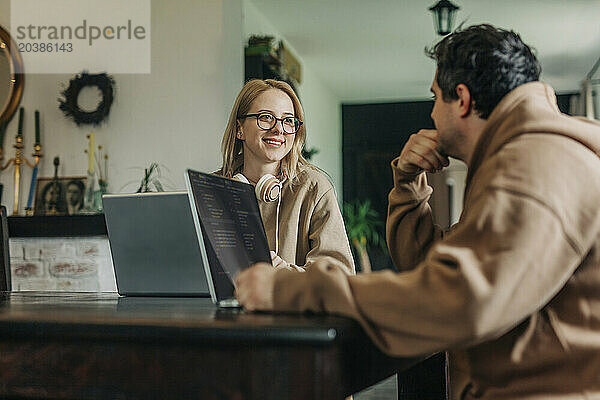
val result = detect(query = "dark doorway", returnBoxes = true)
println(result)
[342,100,435,271]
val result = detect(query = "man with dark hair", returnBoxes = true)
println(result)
[236,24,600,399]
[65,180,85,215]
[429,24,541,119]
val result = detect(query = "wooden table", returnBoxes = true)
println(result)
[0,292,420,399]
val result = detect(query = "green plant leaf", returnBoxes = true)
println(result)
[343,199,385,250]
[137,162,166,193]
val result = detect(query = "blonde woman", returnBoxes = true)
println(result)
[219,79,354,274]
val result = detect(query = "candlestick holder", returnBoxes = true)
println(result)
[0,138,43,215]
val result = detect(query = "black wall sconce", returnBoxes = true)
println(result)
[429,0,460,36]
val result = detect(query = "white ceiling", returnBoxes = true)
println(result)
[250,0,600,103]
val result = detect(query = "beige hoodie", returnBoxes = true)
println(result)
[259,166,355,273]
[272,82,600,399]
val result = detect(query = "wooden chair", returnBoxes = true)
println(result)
[0,206,11,291]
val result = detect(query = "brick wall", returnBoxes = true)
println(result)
[8,237,117,292]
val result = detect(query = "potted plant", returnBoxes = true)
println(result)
[136,162,165,193]
[343,200,385,273]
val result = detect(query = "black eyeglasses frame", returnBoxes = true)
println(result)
[240,112,303,135]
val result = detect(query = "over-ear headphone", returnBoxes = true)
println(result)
[232,173,281,202]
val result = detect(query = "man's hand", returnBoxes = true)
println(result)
[235,263,276,311]
[397,129,449,174]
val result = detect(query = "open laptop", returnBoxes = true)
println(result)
[103,191,210,297]
[184,169,271,307]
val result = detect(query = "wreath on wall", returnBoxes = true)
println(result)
[59,72,115,126]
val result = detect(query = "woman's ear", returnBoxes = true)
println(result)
[236,121,244,140]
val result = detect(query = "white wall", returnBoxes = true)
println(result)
[242,0,343,199]
[298,67,343,199]
[0,0,343,216]
[0,0,243,214]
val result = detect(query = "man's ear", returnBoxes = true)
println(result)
[455,84,472,118]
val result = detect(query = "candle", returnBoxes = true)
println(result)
[26,164,38,210]
[34,110,40,145]
[17,107,24,139]
[88,132,95,174]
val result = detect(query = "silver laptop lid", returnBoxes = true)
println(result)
[184,169,271,307]
[103,191,210,297]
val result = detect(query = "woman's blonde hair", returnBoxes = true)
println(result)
[221,79,309,183]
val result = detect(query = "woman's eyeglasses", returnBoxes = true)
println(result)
[241,112,303,134]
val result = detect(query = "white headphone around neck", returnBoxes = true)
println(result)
[232,173,281,203]
[233,172,283,254]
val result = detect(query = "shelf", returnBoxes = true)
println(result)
[8,214,107,238]
[245,54,283,82]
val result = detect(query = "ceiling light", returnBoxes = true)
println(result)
[429,0,460,36]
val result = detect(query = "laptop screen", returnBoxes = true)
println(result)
[185,169,271,304]
[103,192,210,297]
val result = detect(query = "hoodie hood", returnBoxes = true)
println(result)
[467,81,600,186]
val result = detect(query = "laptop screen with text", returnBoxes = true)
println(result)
[185,169,271,304]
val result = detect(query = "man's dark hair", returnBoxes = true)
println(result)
[426,24,541,119]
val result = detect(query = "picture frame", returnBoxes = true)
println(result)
[279,41,302,84]
[34,176,87,216]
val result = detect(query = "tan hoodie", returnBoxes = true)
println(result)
[272,82,600,399]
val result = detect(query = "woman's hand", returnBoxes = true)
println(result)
[270,251,293,270]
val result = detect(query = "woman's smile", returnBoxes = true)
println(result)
[262,136,285,148]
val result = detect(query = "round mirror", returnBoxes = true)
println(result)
[0,25,25,128]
